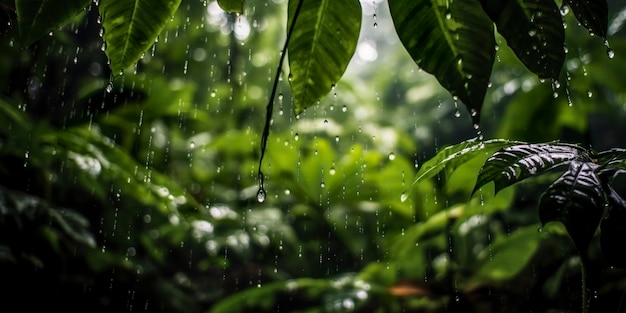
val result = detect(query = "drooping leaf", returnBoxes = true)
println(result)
[287,0,361,115]
[473,143,587,195]
[480,0,565,80]
[600,186,626,268]
[594,148,626,178]
[539,161,604,253]
[389,0,495,125]
[406,138,524,198]
[16,0,91,44]
[99,0,182,73]
[217,0,244,14]
[564,0,608,38]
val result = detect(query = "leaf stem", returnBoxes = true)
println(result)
[257,0,304,197]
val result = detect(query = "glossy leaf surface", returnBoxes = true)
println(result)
[473,143,588,194]
[539,161,604,253]
[564,0,608,38]
[390,0,495,124]
[99,0,182,73]
[287,0,361,114]
[481,0,565,79]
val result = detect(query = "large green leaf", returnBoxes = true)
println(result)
[564,0,608,38]
[539,161,604,253]
[217,0,244,14]
[406,138,524,199]
[389,0,495,125]
[470,225,544,286]
[16,0,91,44]
[287,0,361,115]
[99,0,182,74]
[480,0,565,80]
[473,143,588,194]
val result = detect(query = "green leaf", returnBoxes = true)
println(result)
[473,142,587,195]
[470,225,544,286]
[600,186,626,268]
[389,0,495,125]
[564,0,608,38]
[287,0,361,115]
[99,0,182,73]
[406,138,524,198]
[217,0,244,14]
[16,0,91,44]
[539,161,604,253]
[480,0,565,80]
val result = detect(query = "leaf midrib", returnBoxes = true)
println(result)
[297,0,329,107]
[120,0,141,70]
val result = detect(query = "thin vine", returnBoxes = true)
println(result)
[256,0,304,203]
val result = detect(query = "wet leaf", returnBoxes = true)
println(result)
[473,143,587,195]
[389,0,495,124]
[539,161,604,253]
[99,0,182,73]
[410,138,523,189]
[480,0,565,80]
[600,186,626,268]
[16,0,91,45]
[470,225,544,286]
[564,0,608,38]
[217,0,244,14]
[287,0,361,115]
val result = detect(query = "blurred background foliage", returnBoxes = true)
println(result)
[1,0,626,312]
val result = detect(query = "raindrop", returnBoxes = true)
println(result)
[454,110,461,118]
[607,48,615,59]
[587,91,593,97]
[342,105,347,112]
[400,191,408,202]
[105,81,114,93]
[320,181,326,188]
[256,188,266,203]
[560,4,569,16]
[329,167,336,175]
[388,152,396,160]
[294,133,299,141]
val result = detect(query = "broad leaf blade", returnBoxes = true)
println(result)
[16,0,91,44]
[389,0,495,125]
[99,0,182,73]
[217,0,244,14]
[287,0,361,115]
[407,138,524,196]
[539,161,604,253]
[474,143,587,194]
[480,0,565,80]
[600,186,626,268]
[564,0,608,38]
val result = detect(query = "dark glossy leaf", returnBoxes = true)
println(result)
[100,0,182,73]
[474,143,588,194]
[564,0,608,38]
[217,0,244,14]
[594,148,626,179]
[16,0,91,44]
[288,0,361,115]
[407,138,524,197]
[600,186,626,268]
[389,0,495,125]
[539,161,604,253]
[480,0,565,80]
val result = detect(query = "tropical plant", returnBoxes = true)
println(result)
[410,138,626,312]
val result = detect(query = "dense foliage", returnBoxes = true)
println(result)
[1,0,626,312]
